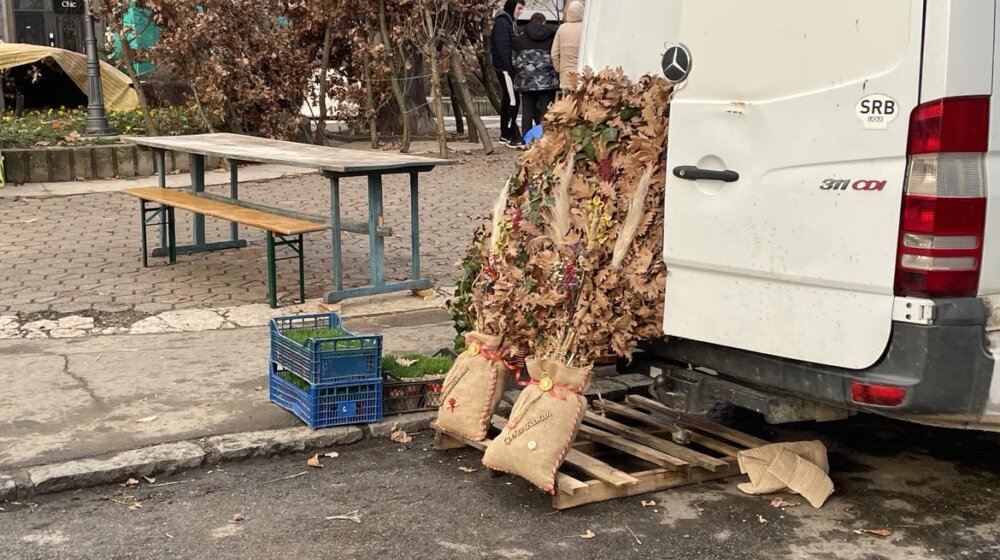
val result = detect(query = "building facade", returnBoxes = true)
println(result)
[1,0,87,52]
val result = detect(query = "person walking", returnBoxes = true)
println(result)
[552,0,584,91]
[512,12,560,139]
[490,0,525,146]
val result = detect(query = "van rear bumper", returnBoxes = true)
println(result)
[641,298,995,419]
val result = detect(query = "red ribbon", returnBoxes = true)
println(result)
[479,348,523,381]
[520,379,576,400]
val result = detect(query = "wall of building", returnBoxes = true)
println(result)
[1,0,16,42]
[4,0,87,52]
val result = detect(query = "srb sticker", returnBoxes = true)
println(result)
[856,94,899,130]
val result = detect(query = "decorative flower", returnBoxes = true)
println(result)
[598,157,615,182]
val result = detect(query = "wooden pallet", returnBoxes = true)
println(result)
[434,394,769,509]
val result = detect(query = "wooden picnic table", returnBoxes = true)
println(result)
[126,133,456,303]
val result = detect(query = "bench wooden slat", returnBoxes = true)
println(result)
[194,191,392,237]
[122,187,327,237]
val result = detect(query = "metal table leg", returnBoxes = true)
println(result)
[156,149,167,251]
[367,173,386,287]
[266,231,277,308]
[324,171,432,303]
[229,160,239,242]
[191,153,206,245]
[410,171,421,279]
[330,175,343,291]
[153,151,246,257]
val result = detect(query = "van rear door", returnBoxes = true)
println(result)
[660,1,924,369]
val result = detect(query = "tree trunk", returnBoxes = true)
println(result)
[449,45,493,154]
[361,51,379,149]
[478,35,502,113]
[404,52,437,136]
[446,73,463,135]
[379,0,411,152]
[189,83,216,134]
[117,30,159,135]
[428,45,448,158]
[314,19,333,145]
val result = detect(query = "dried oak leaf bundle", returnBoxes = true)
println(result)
[471,68,672,364]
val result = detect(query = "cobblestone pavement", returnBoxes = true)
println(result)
[0,151,517,316]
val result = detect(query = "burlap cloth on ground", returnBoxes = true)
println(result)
[482,358,591,494]
[737,440,834,508]
[432,332,509,442]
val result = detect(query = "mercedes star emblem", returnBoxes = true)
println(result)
[661,44,692,83]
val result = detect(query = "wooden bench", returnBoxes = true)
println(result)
[122,187,327,308]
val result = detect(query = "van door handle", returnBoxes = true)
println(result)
[673,166,740,182]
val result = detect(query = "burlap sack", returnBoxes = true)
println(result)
[432,332,509,441]
[482,357,591,494]
[737,441,834,508]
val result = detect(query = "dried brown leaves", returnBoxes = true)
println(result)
[470,68,672,364]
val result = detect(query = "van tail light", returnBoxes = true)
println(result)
[851,382,907,407]
[895,96,989,298]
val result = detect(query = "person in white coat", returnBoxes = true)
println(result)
[552,1,584,91]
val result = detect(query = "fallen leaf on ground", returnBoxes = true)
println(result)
[142,476,156,484]
[136,416,158,423]
[326,510,361,523]
[757,515,768,524]
[324,452,340,458]
[855,528,892,538]
[458,466,477,473]
[254,386,263,391]
[390,429,413,444]
[232,513,245,523]
[580,530,596,539]
[394,357,417,367]
[770,498,800,508]
[641,500,656,507]
[306,454,323,468]
[129,503,143,511]
[124,478,139,487]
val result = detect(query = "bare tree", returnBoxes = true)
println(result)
[409,0,452,157]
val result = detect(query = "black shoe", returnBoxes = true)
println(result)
[498,135,513,147]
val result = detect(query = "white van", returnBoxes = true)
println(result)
[580,0,1000,430]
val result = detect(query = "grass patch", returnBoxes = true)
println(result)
[274,368,372,393]
[282,325,376,350]
[276,368,310,391]
[382,354,454,379]
[283,325,350,345]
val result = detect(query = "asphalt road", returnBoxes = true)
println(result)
[1,414,999,560]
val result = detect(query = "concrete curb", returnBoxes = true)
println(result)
[0,411,439,500]
[0,474,15,502]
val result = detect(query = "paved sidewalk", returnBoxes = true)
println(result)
[0,306,453,471]
[0,148,517,317]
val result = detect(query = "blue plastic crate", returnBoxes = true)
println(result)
[269,363,383,429]
[270,313,383,384]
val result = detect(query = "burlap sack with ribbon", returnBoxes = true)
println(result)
[482,357,591,494]
[432,332,510,442]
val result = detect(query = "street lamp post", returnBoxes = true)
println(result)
[83,0,110,135]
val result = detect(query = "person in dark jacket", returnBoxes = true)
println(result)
[512,12,560,139]
[490,0,525,146]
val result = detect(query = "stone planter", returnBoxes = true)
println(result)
[2,144,223,184]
